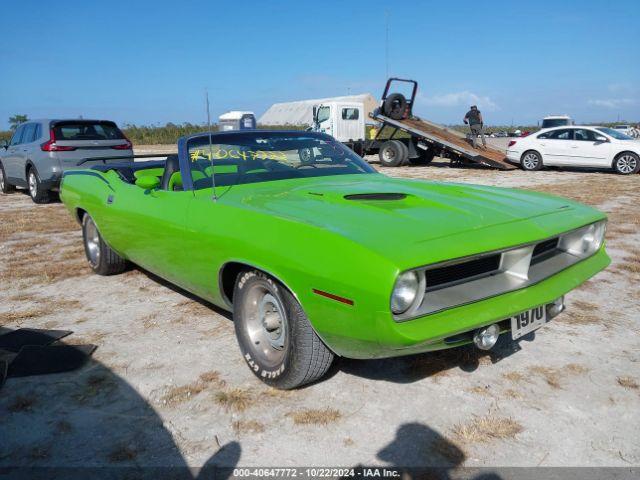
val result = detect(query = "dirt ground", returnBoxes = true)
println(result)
[1,149,639,470]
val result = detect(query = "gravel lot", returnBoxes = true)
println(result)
[1,148,639,470]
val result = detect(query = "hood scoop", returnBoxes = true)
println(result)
[343,193,407,201]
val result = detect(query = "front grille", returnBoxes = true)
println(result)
[531,237,559,265]
[425,254,501,290]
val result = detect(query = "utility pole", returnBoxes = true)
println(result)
[385,11,390,79]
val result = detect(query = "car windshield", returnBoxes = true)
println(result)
[186,132,376,189]
[596,127,633,140]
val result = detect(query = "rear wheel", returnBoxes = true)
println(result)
[82,214,127,275]
[392,140,410,166]
[378,140,405,167]
[613,152,640,175]
[409,147,436,165]
[521,150,543,171]
[0,162,16,194]
[233,270,334,389]
[27,168,52,204]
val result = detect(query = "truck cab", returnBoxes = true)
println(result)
[312,102,365,142]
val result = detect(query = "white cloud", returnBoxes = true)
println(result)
[607,83,635,94]
[588,98,639,109]
[418,91,498,111]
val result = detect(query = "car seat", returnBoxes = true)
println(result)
[160,155,181,190]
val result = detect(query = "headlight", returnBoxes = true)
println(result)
[558,220,606,258]
[391,270,423,315]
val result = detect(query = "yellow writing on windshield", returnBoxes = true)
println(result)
[189,149,288,162]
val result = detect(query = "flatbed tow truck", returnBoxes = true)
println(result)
[312,78,515,170]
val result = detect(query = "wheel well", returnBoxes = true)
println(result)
[25,162,35,178]
[75,208,87,225]
[614,150,639,160]
[219,262,252,306]
[219,262,296,308]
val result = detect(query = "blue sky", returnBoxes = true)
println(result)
[1,0,638,129]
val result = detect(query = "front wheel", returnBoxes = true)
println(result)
[82,214,127,275]
[520,150,543,171]
[378,140,406,167]
[233,270,334,389]
[27,168,52,204]
[0,162,16,194]
[613,152,640,175]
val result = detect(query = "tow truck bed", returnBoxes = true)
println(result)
[373,113,517,170]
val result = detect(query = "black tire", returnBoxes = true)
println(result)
[392,140,410,165]
[520,150,543,171]
[383,93,407,120]
[233,270,334,389]
[378,140,405,167]
[27,167,52,204]
[612,152,640,175]
[82,214,127,275]
[0,162,16,194]
[298,147,313,163]
[409,148,436,165]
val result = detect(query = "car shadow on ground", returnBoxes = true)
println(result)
[336,334,528,384]
[132,266,233,321]
[0,327,239,478]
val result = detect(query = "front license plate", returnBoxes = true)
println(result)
[511,305,546,340]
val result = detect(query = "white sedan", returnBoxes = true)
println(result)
[506,126,640,174]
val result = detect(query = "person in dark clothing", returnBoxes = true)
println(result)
[463,105,486,149]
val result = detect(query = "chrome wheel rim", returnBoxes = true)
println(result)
[243,284,288,365]
[84,218,101,267]
[28,172,37,197]
[522,153,539,170]
[617,155,637,174]
[382,147,396,162]
[0,168,4,191]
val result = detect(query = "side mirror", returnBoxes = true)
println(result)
[1,140,8,149]
[595,135,608,143]
[135,175,160,190]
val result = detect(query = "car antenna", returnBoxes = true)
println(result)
[206,88,217,202]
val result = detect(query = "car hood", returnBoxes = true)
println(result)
[230,174,599,267]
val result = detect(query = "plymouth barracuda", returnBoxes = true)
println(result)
[60,130,610,389]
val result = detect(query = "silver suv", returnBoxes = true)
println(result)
[0,119,133,203]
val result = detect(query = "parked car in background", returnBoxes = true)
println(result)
[613,125,633,136]
[0,119,132,203]
[507,126,640,174]
[541,115,574,129]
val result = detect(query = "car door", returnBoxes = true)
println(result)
[567,128,612,167]
[103,179,194,287]
[538,128,573,165]
[3,125,26,180]
[17,123,38,174]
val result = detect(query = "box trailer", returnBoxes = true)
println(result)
[218,111,256,131]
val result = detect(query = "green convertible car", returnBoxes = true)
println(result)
[60,130,609,388]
